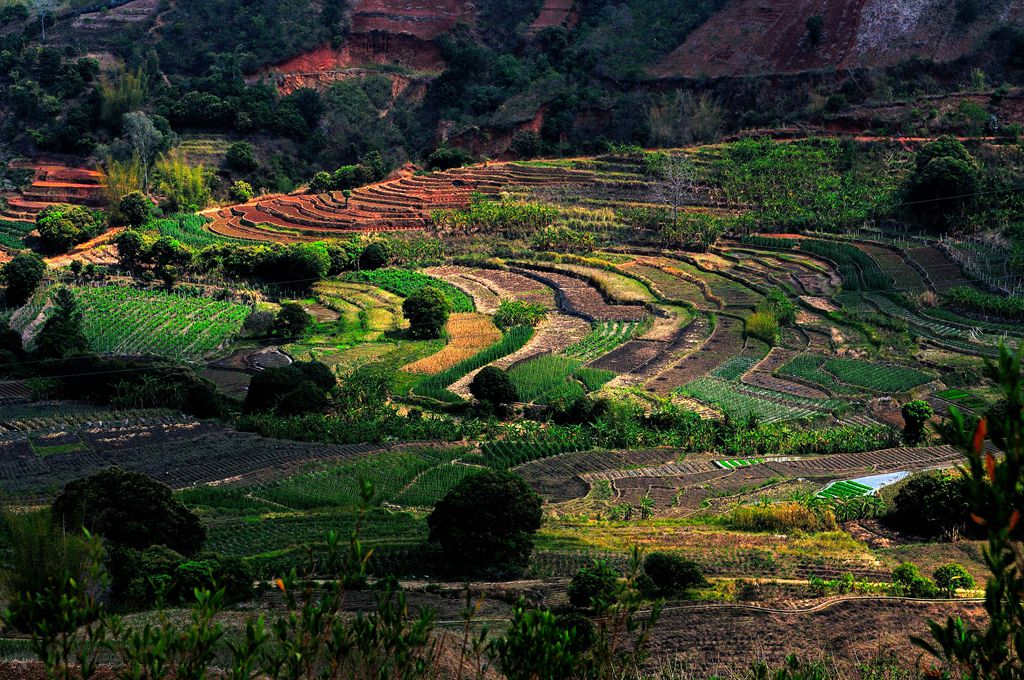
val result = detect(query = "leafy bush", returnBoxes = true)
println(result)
[892,563,938,598]
[489,601,580,680]
[245,361,335,416]
[273,302,312,338]
[427,469,542,577]
[226,141,258,172]
[568,560,620,610]
[933,562,975,596]
[228,180,254,202]
[118,191,153,227]
[154,152,210,212]
[427,145,474,170]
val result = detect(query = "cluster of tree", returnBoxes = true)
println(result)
[402,286,452,339]
[568,552,706,611]
[308,151,388,194]
[115,231,361,288]
[903,136,982,232]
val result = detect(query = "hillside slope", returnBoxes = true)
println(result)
[653,0,1024,78]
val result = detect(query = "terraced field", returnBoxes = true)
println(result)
[204,162,598,241]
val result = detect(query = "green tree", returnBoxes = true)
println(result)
[118,191,152,227]
[568,560,620,610]
[226,141,258,172]
[427,469,542,577]
[888,471,971,538]
[933,563,976,597]
[469,366,518,407]
[123,112,165,193]
[402,286,452,339]
[228,180,254,202]
[36,204,103,254]
[2,253,46,306]
[34,287,89,359]
[51,467,206,556]
[905,136,981,231]
[358,241,391,270]
[273,302,312,338]
[902,399,935,445]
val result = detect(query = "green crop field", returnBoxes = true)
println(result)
[72,286,249,359]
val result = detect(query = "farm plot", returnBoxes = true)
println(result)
[775,354,867,397]
[537,262,655,304]
[865,294,1003,356]
[513,267,648,321]
[824,357,932,393]
[402,313,502,374]
[314,280,405,341]
[741,348,832,400]
[620,261,708,306]
[587,339,665,374]
[677,377,818,423]
[345,269,474,312]
[421,266,502,314]
[0,220,36,250]
[565,320,650,361]
[515,449,675,501]
[935,387,987,411]
[393,464,486,506]
[410,326,535,403]
[70,286,249,360]
[907,245,973,292]
[855,243,926,293]
[662,257,763,308]
[647,315,745,394]
[507,354,614,404]
[447,312,591,398]
[466,268,557,309]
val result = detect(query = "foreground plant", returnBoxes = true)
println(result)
[913,344,1024,677]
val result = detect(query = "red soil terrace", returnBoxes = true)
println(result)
[203,162,592,243]
[1,161,105,222]
[529,0,578,33]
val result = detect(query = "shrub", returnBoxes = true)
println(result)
[226,141,258,172]
[568,560,619,610]
[51,467,206,555]
[757,288,797,326]
[744,310,780,345]
[903,136,981,231]
[892,563,938,598]
[805,15,823,45]
[2,252,46,306]
[494,298,547,330]
[642,552,706,596]
[933,563,975,597]
[118,191,153,227]
[427,469,542,577]
[901,399,934,445]
[469,366,518,406]
[402,286,452,339]
[887,471,970,538]
[228,180,254,202]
